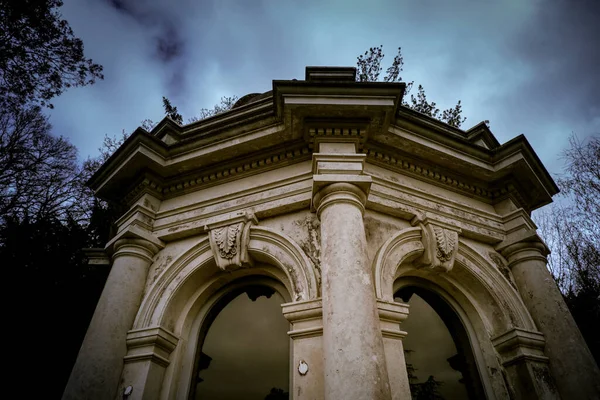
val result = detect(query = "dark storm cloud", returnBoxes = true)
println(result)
[49,0,598,172]
[103,0,187,89]
[508,0,600,124]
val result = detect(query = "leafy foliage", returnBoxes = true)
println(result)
[0,0,103,110]
[356,45,466,128]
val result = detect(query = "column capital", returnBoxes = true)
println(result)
[495,229,548,267]
[113,238,161,263]
[311,148,372,215]
[312,181,370,217]
[106,224,165,260]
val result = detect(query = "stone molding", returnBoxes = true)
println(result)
[306,126,367,151]
[412,217,462,273]
[364,145,493,199]
[82,248,111,266]
[123,146,311,204]
[113,238,161,264]
[205,213,258,271]
[495,230,549,268]
[105,193,165,262]
[282,299,323,339]
[312,181,370,216]
[311,147,373,215]
[311,152,366,175]
[377,300,409,340]
[372,227,425,301]
[124,326,179,368]
[492,327,549,367]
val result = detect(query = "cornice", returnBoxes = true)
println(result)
[122,145,311,205]
[364,144,533,209]
[364,145,492,199]
[151,95,275,143]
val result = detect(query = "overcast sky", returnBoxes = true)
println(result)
[47,0,599,176]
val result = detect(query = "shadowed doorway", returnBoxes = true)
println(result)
[396,286,485,400]
[191,285,290,400]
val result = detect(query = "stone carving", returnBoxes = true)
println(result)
[414,219,461,272]
[434,226,456,262]
[212,223,241,259]
[206,213,257,271]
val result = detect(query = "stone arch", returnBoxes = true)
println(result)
[372,227,536,333]
[126,225,318,399]
[373,227,540,399]
[134,225,319,334]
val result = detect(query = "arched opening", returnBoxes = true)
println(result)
[190,283,290,400]
[395,286,486,400]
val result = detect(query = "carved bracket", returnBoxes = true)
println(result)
[205,213,258,271]
[412,217,461,272]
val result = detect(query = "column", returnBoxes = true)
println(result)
[499,237,600,399]
[63,238,159,400]
[314,181,392,400]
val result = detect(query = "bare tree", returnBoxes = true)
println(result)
[534,133,599,362]
[0,105,87,225]
[189,95,239,122]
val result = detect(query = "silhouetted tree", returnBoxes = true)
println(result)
[356,45,466,128]
[534,133,599,364]
[190,95,239,122]
[405,349,445,400]
[3,213,109,398]
[0,105,87,225]
[264,387,289,400]
[0,0,103,110]
[162,96,183,124]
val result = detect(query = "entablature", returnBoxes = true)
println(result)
[88,66,557,222]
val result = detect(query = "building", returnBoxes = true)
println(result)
[64,67,599,400]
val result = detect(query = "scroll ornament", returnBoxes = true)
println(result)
[416,222,460,272]
[207,214,257,271]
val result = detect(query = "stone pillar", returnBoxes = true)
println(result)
[282,299,324,400]
[63,238,160,400]
[116,327,179,400]
[377,300,411,400]
[314,182,392,399]
[499,236,600,399]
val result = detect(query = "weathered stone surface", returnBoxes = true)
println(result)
[69,66,597,400]
[498,235,600,399]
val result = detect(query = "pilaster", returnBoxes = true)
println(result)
[377,300,411,400]
[115,327,180,400]
[282,299,324,400]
